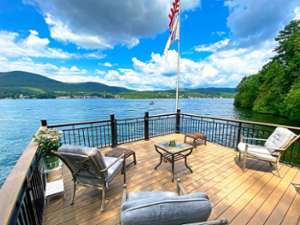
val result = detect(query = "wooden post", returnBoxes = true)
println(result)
[176,109,181,133]
[110,114,118,147]
[144,112,149,140]
[40,120,48,127]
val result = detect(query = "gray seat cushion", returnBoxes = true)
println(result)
[58,144,107,170]
[238,143,277,162]
[121,192,212,225]
[126,191,208,202]
[58,144,95,155]
[58,145,123,185]
[122,192,178,211]
[104,156,123,183]
[127,191,178,201]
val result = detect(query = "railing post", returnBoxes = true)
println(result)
[144,112,149,140]
[40,120,47,127]
[236,122,242,150]
[176,109,181,133]
[110,114,118,147]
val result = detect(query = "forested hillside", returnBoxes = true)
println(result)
[0,71,130,98]
[0,71,236,99]
[234,20,300,121]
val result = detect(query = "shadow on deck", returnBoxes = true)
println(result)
[43,134,300,225]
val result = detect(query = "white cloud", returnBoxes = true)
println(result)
[194,39,230,53]
[89,40,276,90]
[69,66,80,72]
[83,51,106,59]
[181,0,201,11]
[0,29,107,61]
[103,62,113,67]
[0,56,88,78]
[225,0,300,45]
[212,31,226,37]
[0,30,74,59]
[45,14,113,49]
[27,0,201,49]
[0,37,276,90]
[294,7,300,20]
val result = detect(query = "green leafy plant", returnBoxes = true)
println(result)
[34,128,62,170]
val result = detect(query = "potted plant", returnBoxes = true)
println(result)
[34,128,62,171]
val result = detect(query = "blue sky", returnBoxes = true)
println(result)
[0,0,299,90]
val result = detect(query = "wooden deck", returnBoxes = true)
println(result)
[43,134,300,225]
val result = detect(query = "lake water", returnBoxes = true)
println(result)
[0,98,297,187]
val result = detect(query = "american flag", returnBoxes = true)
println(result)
[164,0,180,54]
[168,0,180,33]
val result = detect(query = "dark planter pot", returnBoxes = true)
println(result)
[44,155,60,170]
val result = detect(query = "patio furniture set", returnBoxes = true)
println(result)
[51,128,298,225]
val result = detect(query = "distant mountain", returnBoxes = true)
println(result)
[0,71,130,94]
[0,71,236,99]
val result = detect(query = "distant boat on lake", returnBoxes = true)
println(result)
[149,101,155,105]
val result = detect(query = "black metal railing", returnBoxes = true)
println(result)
[47,112,180,148]
[0,140,45,225]
[180,113,300,165]
[181,114,273,148]
[47,110,300,165]
[2,110,300,225]
[149,113,177,137]
[47,119,112,148]
[117,117,144,144]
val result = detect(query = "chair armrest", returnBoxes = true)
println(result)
[100,153,125,172]
[183,219,228,225]
[271,151,281,157]
[176,178,187,195]
[242,136,268,142]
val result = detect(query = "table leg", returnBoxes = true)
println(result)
[184,156,193,173]
[133,152,137,165]
[172,155,175,182]
[154,153,163,170]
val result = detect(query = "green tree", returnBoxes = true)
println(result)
[234,20,300,121]
[234,75,261,108]
[284,76,300,121]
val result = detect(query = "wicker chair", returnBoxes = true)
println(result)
[53,144,126,211]
[237,127,299,176]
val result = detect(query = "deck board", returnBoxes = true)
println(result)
[43,134,300,225]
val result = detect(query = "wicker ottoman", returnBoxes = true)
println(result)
[184,133,207,148]
[105,147,137,167]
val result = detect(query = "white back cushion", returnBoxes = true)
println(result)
[265,127,296,153]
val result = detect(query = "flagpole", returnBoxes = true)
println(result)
[175,1,180,111]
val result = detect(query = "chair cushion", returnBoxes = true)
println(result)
[122,191,209,211]
[238,143,277,162]
[122,192,178,211]
[58,144,107,170]
[104,156,123,183]
[127,191,178,201]
[264,128,296,153]
[58,144,94,155]
[121,194,212,225]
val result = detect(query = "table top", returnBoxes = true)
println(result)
[155,141,193,154]
[105,147,134,157]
